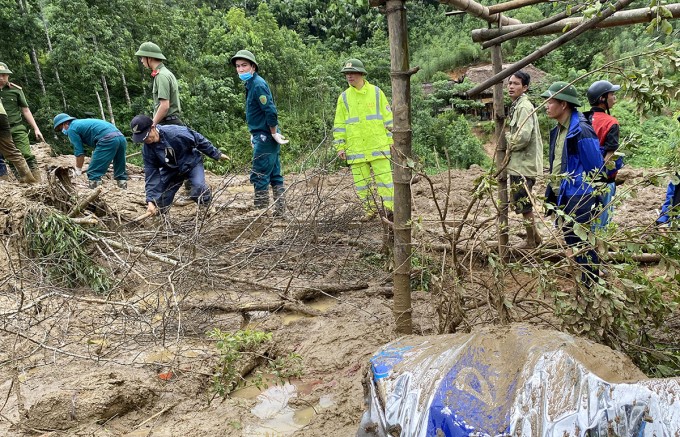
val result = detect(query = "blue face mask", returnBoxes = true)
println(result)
[61,128,68,135]
[239,71,253,81]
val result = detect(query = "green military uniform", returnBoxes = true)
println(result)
[0,99,35,182]
[0,82,38,169]
[152,63,181,121]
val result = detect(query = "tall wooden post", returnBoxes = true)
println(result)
[491,45,509,255]
[492,44,509,324]
[386,0,413,334]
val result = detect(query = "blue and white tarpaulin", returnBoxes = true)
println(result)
[358,324,680,437]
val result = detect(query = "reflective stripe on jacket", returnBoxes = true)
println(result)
[333,80,393,164]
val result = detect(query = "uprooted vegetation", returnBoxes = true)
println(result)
[0,144,679,435]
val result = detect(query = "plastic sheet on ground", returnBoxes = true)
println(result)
[357,324,680,437]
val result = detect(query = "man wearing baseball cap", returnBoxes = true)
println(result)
[130,114,229,215]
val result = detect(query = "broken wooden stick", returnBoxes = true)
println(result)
[68,186,103,217]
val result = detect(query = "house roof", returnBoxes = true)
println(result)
[449,63,548,90]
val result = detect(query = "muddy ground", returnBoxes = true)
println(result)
[0,143,673,436]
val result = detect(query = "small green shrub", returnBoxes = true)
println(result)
[208,328,303,398]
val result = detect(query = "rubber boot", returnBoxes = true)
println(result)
[13,159,37,184]
[254,190,269,210]
[116,180,127,189]
[88,179,103,189]
[31,167,42,183]
[272,185,286,218]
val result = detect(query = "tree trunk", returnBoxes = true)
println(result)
[121,72,131,108]
[40,8,67,109]
[29,47,46,96]
[95,88,106,120]
[101,75,115,125]
[386,0,413,335]
[439,0,521,26]
[492,44,509,324]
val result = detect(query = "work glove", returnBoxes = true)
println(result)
[272,133,289,145]
[74,167,83,176]
[219,154,230,161]
[250,135,254,148]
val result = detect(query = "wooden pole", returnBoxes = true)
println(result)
[482,5,586,49]
[466,0,635,97]
[386,0,414,334]
[487,0,551,15]
[472,3,680,42]
[492,45,509,258]
[439,0,522,25]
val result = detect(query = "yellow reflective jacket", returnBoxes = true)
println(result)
[333,80,393,164]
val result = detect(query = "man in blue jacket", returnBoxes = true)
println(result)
[130,114,229,215]
[542,82,604,287]
[53,113,128,189]
[231,49,289,216]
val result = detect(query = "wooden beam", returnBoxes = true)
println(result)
[472,4,680,42]
[466,0,635,97]
[440,0,522,25]
[487,0,550,15]
[482,5,585,49]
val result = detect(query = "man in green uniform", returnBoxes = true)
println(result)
[505,71,544,248]
[135,43,183,127]
[0,62,43,182]
[0,99,37,183]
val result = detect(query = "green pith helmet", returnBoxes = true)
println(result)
[135,42,166,60]
[230,50,258,70]
[340,59,367,75]
[541,81,581,107]
[53,113,76,130]
[0,62,12,74]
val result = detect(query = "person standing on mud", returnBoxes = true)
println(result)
[542,81,604,287]
[231,49,289,216]
[53,113,128,189]
[130,114,229,215]
[505,71,544,249]
[0,62,43,182]
[584,80,624,229]
[333,58,394,220]
[0,98,37,183]
[136,42,194,196]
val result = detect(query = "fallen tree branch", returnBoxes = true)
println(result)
[68,186,103,218]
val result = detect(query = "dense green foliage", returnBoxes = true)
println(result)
[0,0,677,172]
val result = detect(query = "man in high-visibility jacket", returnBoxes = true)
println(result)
[333,59,394,218]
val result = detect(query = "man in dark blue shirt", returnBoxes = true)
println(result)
[130,115,229,215]
[231,49,289,216]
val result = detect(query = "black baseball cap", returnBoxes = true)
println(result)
[130,114,153,143]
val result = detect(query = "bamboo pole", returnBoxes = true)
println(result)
[487,0,550,15]
[439,0,522,25]
[466,0,635,97]
[386,0,414,334]
[482,5,586,49]
[472,4,680,42]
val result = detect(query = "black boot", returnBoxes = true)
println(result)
[272,185,286,218]
[254,190,269,209]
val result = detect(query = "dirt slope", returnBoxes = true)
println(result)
[0,143,671,436]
